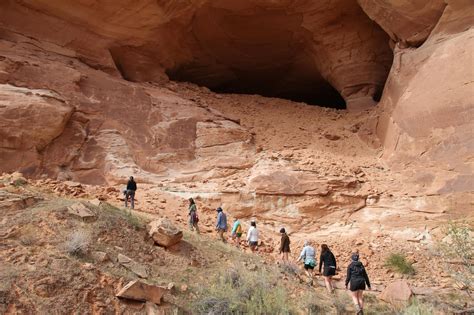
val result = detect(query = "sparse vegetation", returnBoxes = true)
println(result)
[194,267,295,314]
[100,202,145,230]
[64,229,91,256]
[385,253,415,275]
[302,291,329,315]
[401,298,434,315]
[332,291,352,314]
[280,262,300,276]
[11,178,27,187]
[437,222,473,296]
[19,225,37,246]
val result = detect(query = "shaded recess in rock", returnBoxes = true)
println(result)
[165,3,375,109]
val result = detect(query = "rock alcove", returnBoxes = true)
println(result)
[83,0,396,110]
[162,1,394,110]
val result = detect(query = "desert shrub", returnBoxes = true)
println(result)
[401,298,434,315]
[301,291,329,315]
[437,222,473,296]
[194,267,295,315]
[19,225,37,246]
[124,211,144,230]
[101,203,145,230]
[332,292,352,315]
[385,253,415,275]
[280,262,300,277]
[12,177,27,187]
[64,229,90,256]
[362,294,396,315]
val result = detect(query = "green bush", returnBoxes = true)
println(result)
[194,267,295,315]
[385,253,415,275]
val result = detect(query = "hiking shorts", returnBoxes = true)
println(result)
[323,266,336,276]
[249,241,258,247]
[350,278,366,291]
[233,232,242,238]
[304,264,315,270]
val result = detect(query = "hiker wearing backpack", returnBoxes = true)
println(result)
[188,198,200,233]
[279,228,291,262]
[231,218,243,248]
[124,176,137,209]
[215,207,227,242]
[345,253,371,314]
[319,244,337,293]
[297,240,316,285]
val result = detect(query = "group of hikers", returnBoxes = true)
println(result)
[123,177,371,314]
[188,198,371,315]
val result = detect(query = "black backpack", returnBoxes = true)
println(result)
[351,262,365,278]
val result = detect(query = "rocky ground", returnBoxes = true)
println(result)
[1,171,472,314]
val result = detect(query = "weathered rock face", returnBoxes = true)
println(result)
[360,0,474,194]
[0,0,393,109]
[0,84,73,172]
[0,0,472,220]
[358,0,446,47]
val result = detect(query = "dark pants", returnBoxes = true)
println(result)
[125,190,135,209]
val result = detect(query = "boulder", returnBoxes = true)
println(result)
[67,203,96,221]
[116,280,168,305]
[147,218,183,248]
[379,279,413,304]
[117,254,149,278]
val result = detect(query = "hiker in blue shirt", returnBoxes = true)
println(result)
[215,207,227,242]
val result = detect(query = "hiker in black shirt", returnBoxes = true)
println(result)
[125,176,137,209]
[319,244,337,293]
[345,253,371,314]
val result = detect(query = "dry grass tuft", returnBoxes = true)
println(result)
[64,229,91,256]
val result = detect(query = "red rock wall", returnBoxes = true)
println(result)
[0,0,393,110]
[360,0,474,194]
[0,0,472,196]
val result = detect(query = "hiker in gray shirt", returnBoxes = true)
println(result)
[297,240,317,285]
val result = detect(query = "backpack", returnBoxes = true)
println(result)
[351,263,365,278]
[235,223,242,233]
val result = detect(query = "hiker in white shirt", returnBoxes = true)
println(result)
[247,220,259,252]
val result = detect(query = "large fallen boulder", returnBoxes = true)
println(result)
[116,280,168,305]
[379,279,413,304]
[117,254,148,278]
[147,218,183,248]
